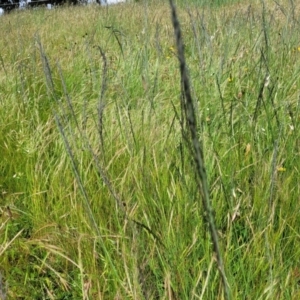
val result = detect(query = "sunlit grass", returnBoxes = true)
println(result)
[1,0,300,298]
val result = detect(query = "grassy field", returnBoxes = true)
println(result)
[1,0,300,299]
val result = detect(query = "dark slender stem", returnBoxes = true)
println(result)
[168,1,230,299]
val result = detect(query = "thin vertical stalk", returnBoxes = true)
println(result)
[168,1,230,299]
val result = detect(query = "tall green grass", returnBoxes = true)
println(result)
[177,0,241,7]
[1,0,300,299]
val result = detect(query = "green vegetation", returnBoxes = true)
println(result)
[1,0,300,298]
[177,0,241,7]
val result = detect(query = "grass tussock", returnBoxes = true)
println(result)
[1,0,300,299]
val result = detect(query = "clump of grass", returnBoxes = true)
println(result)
[1,0,300,299]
